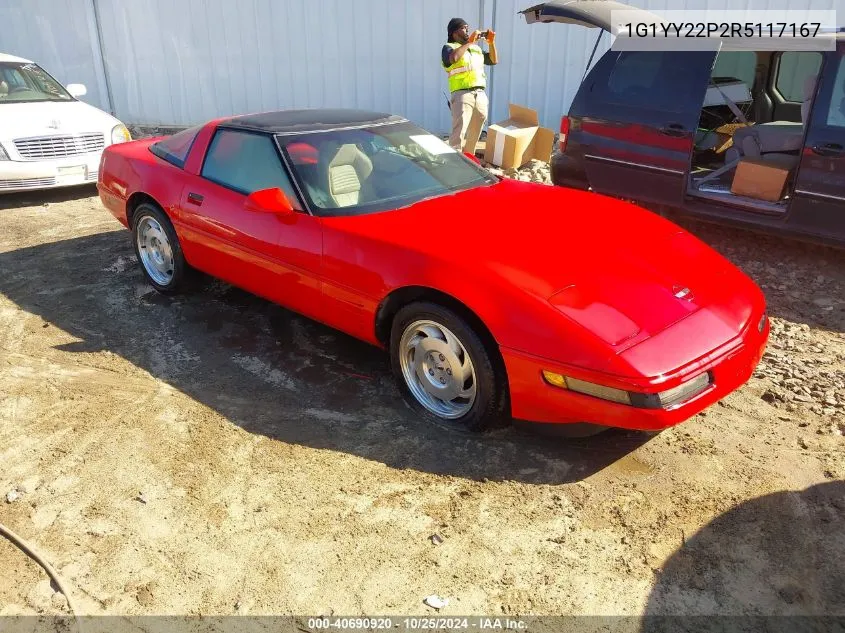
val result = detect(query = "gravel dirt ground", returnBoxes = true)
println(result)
[0,165,843,619]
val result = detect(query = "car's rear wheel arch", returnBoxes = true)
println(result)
[376,286,508,384]
[126,192,165,229]
[130,198,194,294]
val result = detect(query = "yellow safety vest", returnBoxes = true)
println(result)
[442,42,486,93]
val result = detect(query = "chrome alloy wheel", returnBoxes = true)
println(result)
[398,319,477,419]
[136,216,174,286]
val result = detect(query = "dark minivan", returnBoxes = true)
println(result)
[522,1,845,247]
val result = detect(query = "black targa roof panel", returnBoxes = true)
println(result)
[520,0,664,31]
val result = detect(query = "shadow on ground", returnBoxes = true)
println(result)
[0,230,657,485]
[641,480,845,631]
[0,184,98,210]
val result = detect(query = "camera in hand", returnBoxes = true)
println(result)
[478,30,490,39]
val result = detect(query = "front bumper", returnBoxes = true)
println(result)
[502,313,769,431]
[0,152,102,193]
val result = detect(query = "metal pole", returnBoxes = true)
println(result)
[488,0,497,125]
[90,0,116,116]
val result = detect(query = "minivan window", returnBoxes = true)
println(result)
[606,52,662,104]
[826,56,845,128]
[604,51,705,112]
[776,52,823,102]
[711,51,756,89]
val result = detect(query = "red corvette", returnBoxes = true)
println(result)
[97,109,769,434]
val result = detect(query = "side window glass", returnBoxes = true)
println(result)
[149,126,201,168]
[826,56,845,128]
[201,130,301,208]
[606,52,663,106]
[711,51,757,89]
[5,69,26,89]
[604,51,709,112]
[776,52,823,102]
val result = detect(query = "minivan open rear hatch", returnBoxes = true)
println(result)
[519,0,663,32]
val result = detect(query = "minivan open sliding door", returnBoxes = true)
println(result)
[787,46,845,243]
[521,1,716,208]
[574,49,716,208]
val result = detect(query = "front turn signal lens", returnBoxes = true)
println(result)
[542,370,568,389]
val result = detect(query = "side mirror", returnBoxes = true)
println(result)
[66,83,87,98]
[463,151,481,165]
[244,187,295,216]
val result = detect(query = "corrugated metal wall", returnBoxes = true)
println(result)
[2,0,843,133]
[93,0,482,132]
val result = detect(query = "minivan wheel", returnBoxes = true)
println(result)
[131,203,192,294]
[390,302,509,432]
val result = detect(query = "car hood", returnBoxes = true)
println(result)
[0,100,121,139]
[325,179,751,348]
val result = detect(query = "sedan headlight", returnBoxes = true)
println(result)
[0,143,8,161]
[111,124,132,145]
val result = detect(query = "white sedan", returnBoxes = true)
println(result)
[0,53,131,193]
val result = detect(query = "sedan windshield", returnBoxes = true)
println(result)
[278,121,497,216]
[0,62,74,103]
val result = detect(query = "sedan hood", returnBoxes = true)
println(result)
[326,179,748,347]
[0,100,120,139]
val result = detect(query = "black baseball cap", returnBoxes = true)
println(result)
[447,18,468,37]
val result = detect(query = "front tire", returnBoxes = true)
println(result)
[131,202,191,294]
[390,302,509,432]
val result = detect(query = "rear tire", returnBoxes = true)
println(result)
[131,202,192,294]
[390,302,509,432]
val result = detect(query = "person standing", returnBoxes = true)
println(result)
[442,18,497,153]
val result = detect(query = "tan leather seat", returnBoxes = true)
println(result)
[326,144,373,207]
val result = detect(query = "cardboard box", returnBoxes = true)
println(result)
[483,103,555,169]
[730,157,790,202]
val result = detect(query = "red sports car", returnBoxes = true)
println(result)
[97,109,769,434]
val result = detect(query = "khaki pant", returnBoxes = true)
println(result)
[448,88,488,154]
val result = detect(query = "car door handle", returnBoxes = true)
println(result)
[660,123,686,137]
[186,192,204,206]
[812,143,845,157]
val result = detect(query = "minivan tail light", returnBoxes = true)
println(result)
[559,116,570,153]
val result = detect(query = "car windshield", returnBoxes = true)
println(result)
[278,121,497,216]
[0,62,73,103]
